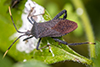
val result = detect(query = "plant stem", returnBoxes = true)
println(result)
[71,0,95,66]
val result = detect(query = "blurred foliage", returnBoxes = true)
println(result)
[92,41,100,67]
[0,51,15,67]
[12,59,51,67]
[0,0,99,67]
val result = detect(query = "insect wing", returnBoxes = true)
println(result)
[52,20,78,34]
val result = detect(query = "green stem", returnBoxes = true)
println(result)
[71,0,95,66]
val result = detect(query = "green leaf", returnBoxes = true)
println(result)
[32,37,92,65]
[12,59,51,67]
[43,10,52,21]
[0,0,92,65]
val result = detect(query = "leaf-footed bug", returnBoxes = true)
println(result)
[3,7,95,58]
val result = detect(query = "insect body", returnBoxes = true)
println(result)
[32,19,77,38]
[3,7,95,58]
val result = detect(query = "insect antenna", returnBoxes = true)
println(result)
[3,7,27,58]
[8,6,25,33]
[3,35,25,58]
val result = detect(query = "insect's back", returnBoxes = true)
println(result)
[34,19,78,38]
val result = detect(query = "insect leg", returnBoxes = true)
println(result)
[36,38,42,50]
[23,36,34,41]
[27,10,38,25]
[53,9,67,20]
[52,37,95,45]
[31,17,37,23]
[27,12,44,25]
[26,4,35,25]
[27,17,34,25]
[66,42,95,45]
[36,38,50,50]
[52,37,68,44]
